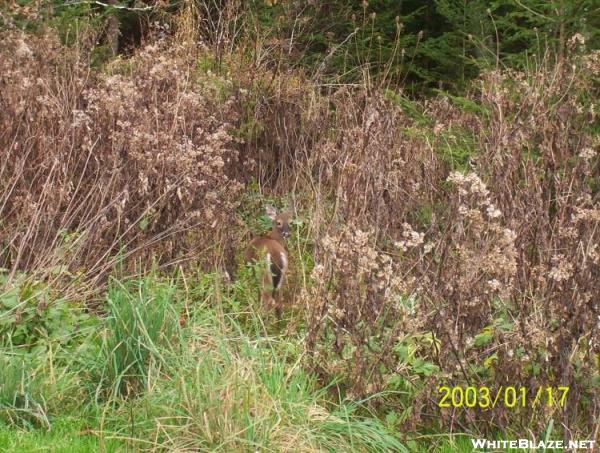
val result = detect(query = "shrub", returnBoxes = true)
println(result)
[0,25,246,287]
[0,269,92,354]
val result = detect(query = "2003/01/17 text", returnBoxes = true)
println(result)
[438,386,569,409]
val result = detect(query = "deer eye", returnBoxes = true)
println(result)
[277,221,282,227]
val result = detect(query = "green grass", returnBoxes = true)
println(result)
[0,272,407,452]
[94,276,181,398]
[0,416,122,452]
[1,269,586,452]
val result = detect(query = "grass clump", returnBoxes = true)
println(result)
[94,275,181,398]
[0,272,407,451]
[98,274,405,451]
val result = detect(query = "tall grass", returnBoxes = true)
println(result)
[95,275,181,398]
[1,272,407,451]
[96,274,406,451]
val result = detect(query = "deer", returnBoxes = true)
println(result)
[245,205,292,318]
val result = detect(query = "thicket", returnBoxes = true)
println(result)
[5,1,598,92]
[251,0,599,92]
[1,0,599,447]
[16,0,596,93]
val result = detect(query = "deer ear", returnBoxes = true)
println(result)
[265,205,277,220]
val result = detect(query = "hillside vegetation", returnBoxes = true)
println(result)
[1,1,599,451]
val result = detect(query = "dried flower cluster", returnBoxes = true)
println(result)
[0,28,245,284]
[287,51,598,434]
[304,223,412,397]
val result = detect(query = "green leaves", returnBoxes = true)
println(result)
[411,357,439,376]
[472,315,515,348]
[392,332,441,377]
[473,326,494,347]
[0,286,19,309]
[0,270,92,354]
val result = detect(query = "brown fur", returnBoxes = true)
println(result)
[245,208,292,317]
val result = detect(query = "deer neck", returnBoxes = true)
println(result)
[268,228,285,245]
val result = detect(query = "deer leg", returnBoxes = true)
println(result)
[273,289,283,320]
[260,264,276,310]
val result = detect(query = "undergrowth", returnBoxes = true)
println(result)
[0,271,407,451]
[0,1,598,448]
